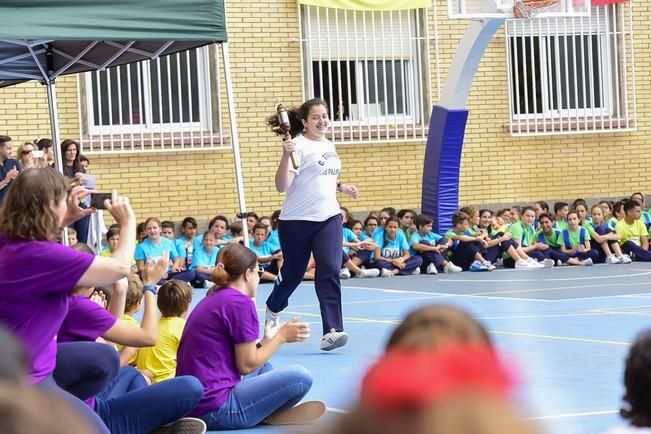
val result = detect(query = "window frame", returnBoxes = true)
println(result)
[83,47,212,136]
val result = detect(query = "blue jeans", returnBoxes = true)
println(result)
[54,341,120,400]
[200,364,313,430]
[95,369,204,434]
[38,376,110,434]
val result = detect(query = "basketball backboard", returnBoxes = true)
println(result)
[447,0,591,20]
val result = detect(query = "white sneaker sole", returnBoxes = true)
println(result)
[266,401,326,425]
[149,417,207,434]
[320,333,349,351]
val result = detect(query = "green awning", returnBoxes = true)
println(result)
[0,0,227,87]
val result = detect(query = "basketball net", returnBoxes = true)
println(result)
[513,0,560,18]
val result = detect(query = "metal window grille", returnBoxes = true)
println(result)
[78,45,227,153]
[505,2,637,135]
[299,5,432,143]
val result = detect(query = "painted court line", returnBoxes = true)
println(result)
[272,309,632,346]
[437,270,651,283]
[526,409,619,420]
[326,406,349,414]
[467,281,651,297]
[342,285,556,302]
[288,295,442,309]
[488,330,630,346]
[326,406,621,420]
[476,311,619,320]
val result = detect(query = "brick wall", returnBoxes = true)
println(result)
[0,0,648,225]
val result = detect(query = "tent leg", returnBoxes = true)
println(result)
[46,80,69,245]
[221,43,249,247]
[46,81,63,174]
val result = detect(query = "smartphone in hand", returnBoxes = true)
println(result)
[90,192,112,209]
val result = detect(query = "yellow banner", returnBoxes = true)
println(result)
[297,0,430,11]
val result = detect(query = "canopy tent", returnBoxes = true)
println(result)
[0,0,249,243]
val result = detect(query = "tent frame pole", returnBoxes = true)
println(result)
[46,79,70,245]
[46,81,63,174]
[220,42,249,247]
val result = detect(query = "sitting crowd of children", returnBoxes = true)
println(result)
[81,191,651,290]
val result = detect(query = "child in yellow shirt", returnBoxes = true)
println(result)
[117,274,143,367]
[137,280,193,383]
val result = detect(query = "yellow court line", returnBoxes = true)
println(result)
[488,330,630,346]
[468,281,651,297]
[288,295,442,309]
[261,308,631,346]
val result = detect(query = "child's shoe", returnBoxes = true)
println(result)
[619,254,633,264]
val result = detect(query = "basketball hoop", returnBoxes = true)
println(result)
[512,0,560,18]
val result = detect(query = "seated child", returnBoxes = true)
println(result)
[553,201,569,231]
[616,199,651,262]
[340,222,380,279]
[134,217,195,284]
[249,223,283,282]
[117,274,144,368]
[348,216,379,270]
[506,206,552,268]
[582,203,630,264]
[67,227,78,247]
[246,212,259,236]
[137,280,193,383]
[536,213,581,266]
[101,226,137,271]
[477,209,536,269]
[409,214,461,274]
[558,210,599,265]
[175,217,200,262]
[190,231,219,287]
[373,216,422,277]
[444,212,494,272]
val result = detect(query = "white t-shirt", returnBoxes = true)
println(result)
[280,134,341,222]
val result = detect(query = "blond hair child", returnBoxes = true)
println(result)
[137,279,193,383]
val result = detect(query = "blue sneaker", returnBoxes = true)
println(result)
[469,260,483,272]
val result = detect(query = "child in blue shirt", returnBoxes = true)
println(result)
[175,217,201,269]
[342,218,377,272]
[190,231,219,287]
[339,221,380,279]
[409,214,461,274]
[135,217,195,284]
[373,216,422,277]
[249,223,282,282]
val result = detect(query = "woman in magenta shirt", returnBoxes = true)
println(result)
[0,168,136,433]
[177,243,326,430]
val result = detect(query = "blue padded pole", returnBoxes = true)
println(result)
[421,17,503,233]
[421,106,468,233]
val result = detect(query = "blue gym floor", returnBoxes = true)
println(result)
[188,263,651,434]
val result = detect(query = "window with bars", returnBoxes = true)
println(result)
[80,46,224,153]
[300,5,431,143]
[506,3,636,135]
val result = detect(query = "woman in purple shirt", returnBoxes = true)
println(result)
[176,243,326,430]
[0,168,137,433]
